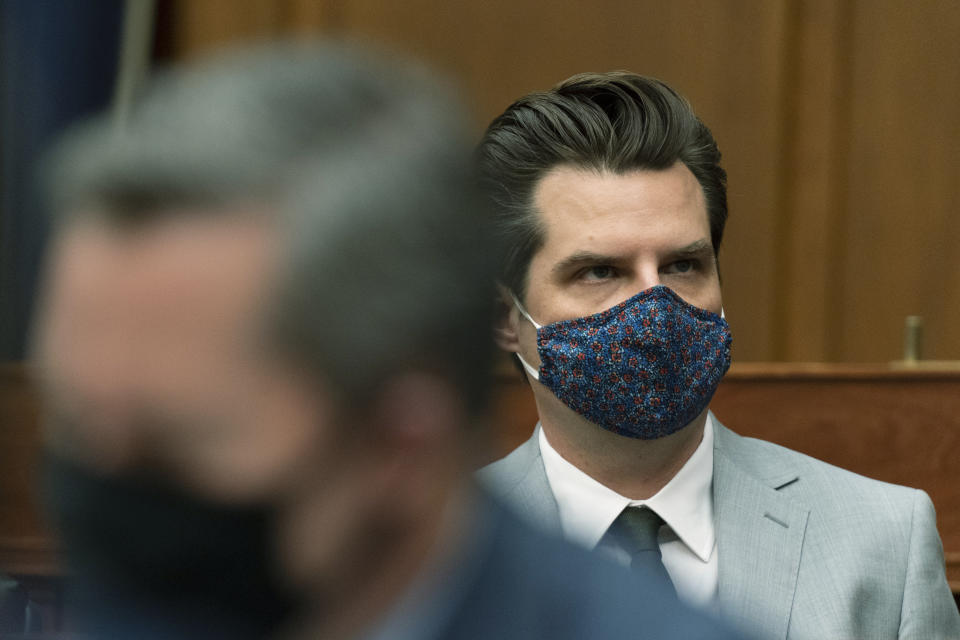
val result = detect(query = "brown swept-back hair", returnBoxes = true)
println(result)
[477,71,727,300]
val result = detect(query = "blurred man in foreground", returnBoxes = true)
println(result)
[30,45,742,639]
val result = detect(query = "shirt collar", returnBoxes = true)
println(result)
[538,414,715,563]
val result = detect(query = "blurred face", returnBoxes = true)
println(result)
[34,210,463,624]
[34,213,327,503]
[508,161,722,375]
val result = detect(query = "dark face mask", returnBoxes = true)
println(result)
[42,453,297,639]
[512,285,732,439]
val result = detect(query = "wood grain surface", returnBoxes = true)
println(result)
[152,0,960,364]
[1,361,958,594]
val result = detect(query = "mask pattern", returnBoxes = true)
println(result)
[521,286,731,439]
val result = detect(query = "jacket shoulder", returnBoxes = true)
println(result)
[476,433,538,491]
[717,423,922,519]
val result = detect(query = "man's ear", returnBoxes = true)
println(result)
[493,283,520,353]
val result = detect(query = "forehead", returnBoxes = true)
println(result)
[531,163,709,254]
[36,213,278,395]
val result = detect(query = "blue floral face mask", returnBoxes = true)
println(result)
[512,285,732,440]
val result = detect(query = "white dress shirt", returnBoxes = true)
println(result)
[538,414,718,609]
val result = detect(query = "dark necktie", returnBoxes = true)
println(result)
[606,506,677,597]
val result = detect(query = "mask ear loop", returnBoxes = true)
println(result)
[510,291,542,329]
[510,292,542,380]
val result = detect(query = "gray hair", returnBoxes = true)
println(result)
[43,42,499,415]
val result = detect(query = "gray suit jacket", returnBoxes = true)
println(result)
[478,417,960,640]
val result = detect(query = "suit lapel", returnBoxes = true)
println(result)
[484,431,563,535]
[713,422,809,640]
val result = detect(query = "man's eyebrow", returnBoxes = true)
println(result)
[551,240,715,275]
[550,251,624,276]
[666,239,714,260]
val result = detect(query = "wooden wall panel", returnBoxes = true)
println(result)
[321,0,792,364]
[165,0,287,53]
[157,0,960,364]
[774,0,850,361]
[838,0,960,362]
[161,0,789,362]
[334,0,787,359]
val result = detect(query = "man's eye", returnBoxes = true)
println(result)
[582,266,615,280]
[665,260,696,274]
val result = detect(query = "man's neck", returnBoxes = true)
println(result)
[536,392,707,499]
[280,478,476,640]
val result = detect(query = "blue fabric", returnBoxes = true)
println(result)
[0,0,123,358]
[433,495,745,640]
[535,286,732,439]
[54,491,747,639]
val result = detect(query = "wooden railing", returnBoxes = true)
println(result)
[3,362,959,597]
[0,365,57,577]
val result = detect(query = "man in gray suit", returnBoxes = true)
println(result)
[476,71,960,639]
